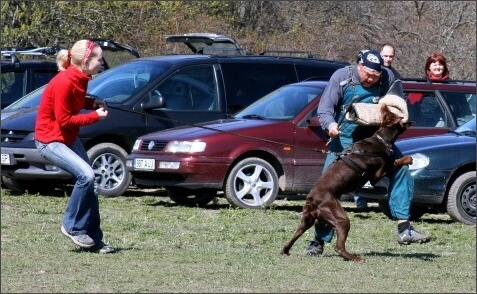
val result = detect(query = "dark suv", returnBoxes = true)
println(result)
[1,39,139,109]
[1,53,349,197]
[1,47,59,109]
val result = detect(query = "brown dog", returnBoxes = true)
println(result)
[281,104,413,263]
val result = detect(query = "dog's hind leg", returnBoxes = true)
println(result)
[320,199,366,263]
[281,202,316,255]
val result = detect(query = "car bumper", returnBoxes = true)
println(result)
[1,147,72,180]
[126,155,229,189]
[356,168,449,205]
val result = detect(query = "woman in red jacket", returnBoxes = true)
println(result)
[34,39,113,253]
[408,52,450,105]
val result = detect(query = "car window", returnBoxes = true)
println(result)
[441,91,475,126]
[33,70,57,90]
[87,60,168,103]
[467,94,476,117]
[455,117,476,133]
[155,65,218,111]
[406,91,447,127]
[236,84,323,120]
[2,84,44,111]
[221,63,296,113]
[1,71,26,108]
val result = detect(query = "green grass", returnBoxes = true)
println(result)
[1,187,475,293]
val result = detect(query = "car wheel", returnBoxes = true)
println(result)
[446,171,476,225]
[87,143,131,197]
[225,157,279,209]
[167,187,217,207]
[378,200,429,221]
[1,176,58,194]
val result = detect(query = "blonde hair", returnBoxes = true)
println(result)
[56,39,99,71]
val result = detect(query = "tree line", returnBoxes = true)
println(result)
[1,1,475,79]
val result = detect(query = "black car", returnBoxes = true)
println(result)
[1,53,348,197]
[1,39,139,109]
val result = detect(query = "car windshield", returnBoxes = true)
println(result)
[2,84,45,111]
[454,117,476,135]
[234,84,324,120]
[87,60,169,103]
[1,60,170,111]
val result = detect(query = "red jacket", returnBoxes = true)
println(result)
[34,66,99,145]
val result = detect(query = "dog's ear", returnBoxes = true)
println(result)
[380,103,391,116]
[380,104,391,125]
[380,104,402,127]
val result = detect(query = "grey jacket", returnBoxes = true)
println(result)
[317,65,395,131]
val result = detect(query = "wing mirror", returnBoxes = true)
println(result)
[141,91,165,110]
[307,116,321,127]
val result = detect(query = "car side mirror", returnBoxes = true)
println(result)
[141,91,165,110]
[307,116,321,127]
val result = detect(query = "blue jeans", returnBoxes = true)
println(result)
[35,138,103,244]
[314,145,413,243]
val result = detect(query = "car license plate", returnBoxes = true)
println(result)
[362,181,373,189]
[1,153,11,165]
[134,158,155,170]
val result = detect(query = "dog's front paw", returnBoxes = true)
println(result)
[403,155,413,165]
[395,155,413,167]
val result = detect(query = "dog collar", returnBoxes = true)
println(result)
[375,134,393,155]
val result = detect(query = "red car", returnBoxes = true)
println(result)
[126,80,476,209]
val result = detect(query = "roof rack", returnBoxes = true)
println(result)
[200,46,245,55]
[1,46,60,64]
[1,46,60,57]
[259,50,314,58]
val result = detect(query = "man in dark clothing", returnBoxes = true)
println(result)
[381,43,401,79]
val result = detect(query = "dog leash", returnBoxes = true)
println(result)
[106,105,333,154]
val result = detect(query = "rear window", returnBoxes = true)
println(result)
[221,63,296,113]
[153,64,218,111]
[1,71,26,108]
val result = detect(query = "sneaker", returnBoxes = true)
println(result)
[61,225,95,248]
[397,226,431,245]
[304,239,325,256]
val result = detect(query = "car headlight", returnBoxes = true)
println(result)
[165,141,206,153]
[132,139,142,151]
[408,153,429,170]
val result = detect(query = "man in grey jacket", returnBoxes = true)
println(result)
[305,50,431,256]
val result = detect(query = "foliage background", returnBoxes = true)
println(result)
[1,1,476,78]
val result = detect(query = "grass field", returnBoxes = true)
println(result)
[1,186,475,293]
